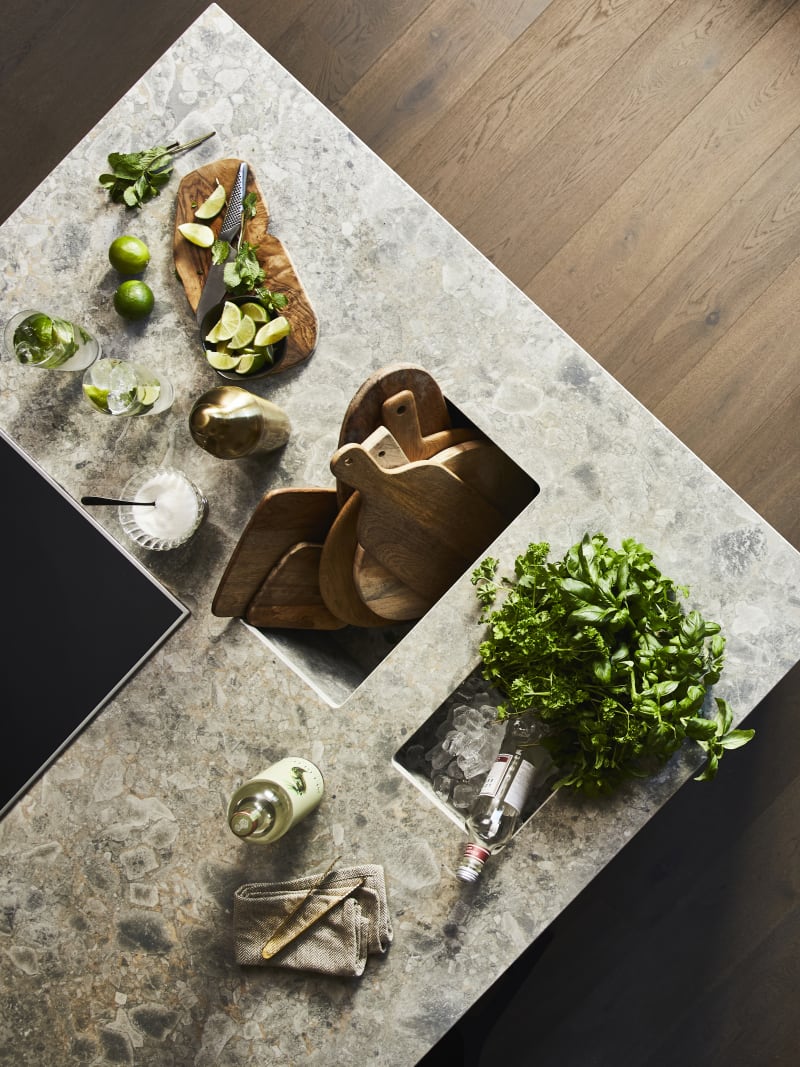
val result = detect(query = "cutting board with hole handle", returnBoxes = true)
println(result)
[380,390,476,461]
[212,488,339,617]
[330,444,507,602]
[335,365,454,505]
[244,542,345,630]
[173,158,317,374]
[346,425,431,622]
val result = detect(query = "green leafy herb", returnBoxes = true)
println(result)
[211,239,230,265]
[220,240,289,313]
[472,534,753,795]
[223,241,265,292]
[242,191,258,219]
[99,131,215,209]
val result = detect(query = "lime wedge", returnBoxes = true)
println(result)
[178,222,215,248]
[236,350,269,375]
[194,183,226,220]
[135,382,161,408]
[83,384,110,412]
[254,316,291,347]
[239,301,268,322]
[206,350,242,370]
[227,314,257,350]
[205,301,242,343]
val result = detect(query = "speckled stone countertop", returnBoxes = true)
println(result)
[2,6,800,1065]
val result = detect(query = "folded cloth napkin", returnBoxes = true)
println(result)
[233,863,392,976]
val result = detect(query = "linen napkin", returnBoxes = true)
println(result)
[233,863,392,976]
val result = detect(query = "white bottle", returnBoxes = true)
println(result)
[227,757,324,844]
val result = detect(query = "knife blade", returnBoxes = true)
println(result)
[195,161,249,326]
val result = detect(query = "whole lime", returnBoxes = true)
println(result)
[113,280,154,321]
[108,235,150,275]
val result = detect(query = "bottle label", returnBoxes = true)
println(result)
[253,757,324,825]
[479,753,512,797]
[504,758,536,812]
[479,752,536,813]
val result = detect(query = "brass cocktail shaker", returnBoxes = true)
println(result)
[189,386,291,459]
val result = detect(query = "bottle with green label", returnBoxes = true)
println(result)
[227,757,324,844]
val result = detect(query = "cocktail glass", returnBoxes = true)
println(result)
[3,309,100,370]
[82,358,174,417]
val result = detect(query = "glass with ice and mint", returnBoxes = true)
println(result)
[82,357,174,417]
[3,310,100,370]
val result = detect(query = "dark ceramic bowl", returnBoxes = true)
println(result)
[199,293,287,382]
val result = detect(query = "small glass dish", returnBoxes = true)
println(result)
[118,467,208,551]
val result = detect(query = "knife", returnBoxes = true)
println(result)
[195,161,248,326]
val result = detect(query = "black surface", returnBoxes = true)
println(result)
[0,431,187,818]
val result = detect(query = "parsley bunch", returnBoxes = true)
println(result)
[472,534,753,795]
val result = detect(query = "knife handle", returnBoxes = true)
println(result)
[219,162,249,243]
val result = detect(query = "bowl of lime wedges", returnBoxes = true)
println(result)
[200,295,290,381]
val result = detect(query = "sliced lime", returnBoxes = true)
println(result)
[194,183,226,220]
[178,222,215,248]
[254,316,291,347]
[83,384,110,412]
[205,301,241,343]
[135,382,161,408]
[227,314,257,350]
[206,350,241,370]
[235,350,269,375]
[238,301,268,322]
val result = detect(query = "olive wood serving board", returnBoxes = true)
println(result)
[173,157,317,374]
[318,493,392,628]
[245,542,345,630]
[212,488,338,617]
[330,444,507,603]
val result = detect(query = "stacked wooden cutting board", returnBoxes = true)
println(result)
[211,365,537,629]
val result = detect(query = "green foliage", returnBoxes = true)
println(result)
[471,534,754,795]
[216,240,288,313]
[98,132,215,209]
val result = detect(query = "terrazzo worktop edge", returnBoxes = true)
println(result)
[2,6,800,1065]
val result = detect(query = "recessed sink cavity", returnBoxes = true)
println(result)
[243,398,539,706]
[393,665,557,830]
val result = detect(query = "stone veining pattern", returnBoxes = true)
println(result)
[2,6,800,1065]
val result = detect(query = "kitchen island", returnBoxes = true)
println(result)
[2,6,800,1065]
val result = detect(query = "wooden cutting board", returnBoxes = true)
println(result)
[352,544,433,621]
[431,439,537,520]
[330,444,507,602]
[381,390,475,460]
[212,488,339,617]
[245,543,345,630]
[335,365,453,504]
[173,158,317,374]
[318,493,392,628]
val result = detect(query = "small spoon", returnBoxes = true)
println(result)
[81,495,156,507]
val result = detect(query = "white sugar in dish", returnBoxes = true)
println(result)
[118,468,207,550]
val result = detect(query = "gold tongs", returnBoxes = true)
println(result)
[260,857,366,960]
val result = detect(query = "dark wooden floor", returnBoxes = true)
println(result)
[3,2,799,1064]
